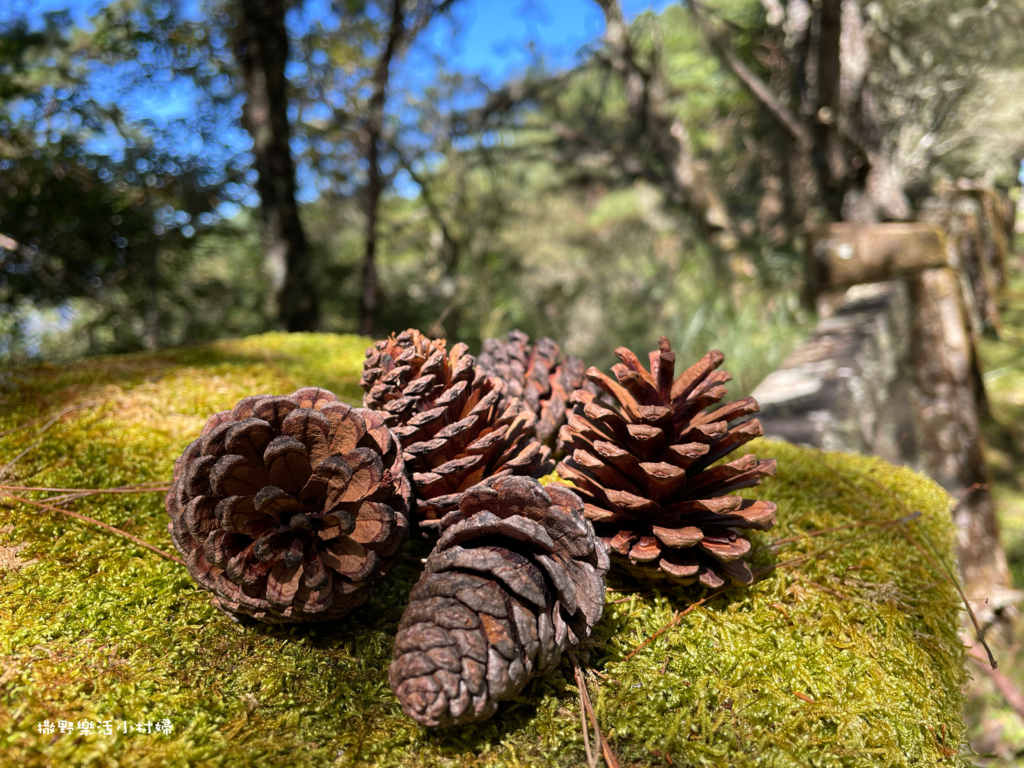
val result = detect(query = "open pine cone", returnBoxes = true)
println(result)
[477,330,590,446]
[389,475,608,727]
[555,338,777,589]
[165,387,411,623]
[360,329,553,523]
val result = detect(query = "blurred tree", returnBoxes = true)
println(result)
[690,0,1024,224]
[0,4,259,359]
[441,1,775,288]
[235,0,318,330]
[278,0,457,336]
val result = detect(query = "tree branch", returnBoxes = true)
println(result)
[449,71,575,136]
[689,1,812,148]
[394,146,460,271]
[592,0,736,241]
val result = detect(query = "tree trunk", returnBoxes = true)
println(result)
[143,251,160,351]
[237,0,318,331]
[359,0,406,337]
[812,0,842,220]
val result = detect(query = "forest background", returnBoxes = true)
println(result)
[4,0,1024,761]
[3,0,1022,399]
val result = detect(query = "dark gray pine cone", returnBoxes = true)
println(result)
[477,330,591,447]
[165,387,411,623]
[360,329,553,524]
[388,475,609,727]
[556,337,777,589]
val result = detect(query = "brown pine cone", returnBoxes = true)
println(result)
[555,337,777,589]
[388,476,609,727]
[477,330,590,447]
[165,387,411,623]
[360,329,553,523]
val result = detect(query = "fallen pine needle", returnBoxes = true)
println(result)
[569,648,619,768]
[752,512,921,579]
[611,591,651,605]
[41,484,172,507]
[0,403,98,481]
[802,452,997,669]
[622,586,729,663]
[754,513,924,554]
[0,483,168,493]
[0,483,171,509]
[572,652,596,768]
[0,490,184,566]
[0,402,94,441]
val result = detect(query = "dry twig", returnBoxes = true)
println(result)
[966,645,1024,721]
[0,490,183,566]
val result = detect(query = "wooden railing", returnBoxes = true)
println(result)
[752,183,1018,607]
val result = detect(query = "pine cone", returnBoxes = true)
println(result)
[477,330,591,447]
[165,387,411,623]
[388,476,609,727]
[360,329,553,523]
[555,338,777,589]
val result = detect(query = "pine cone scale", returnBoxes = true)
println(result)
[476,331,596,447]
[389,476,608,727]
[166,388,411,623]
[361,330,554,524]
[556,337,777,588]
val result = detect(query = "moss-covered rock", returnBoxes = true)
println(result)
[0,333,969,767]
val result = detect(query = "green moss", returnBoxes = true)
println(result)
[0,332,968,767]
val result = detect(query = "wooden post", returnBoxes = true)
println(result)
[806,222,948,287]
[807,222,1011,598]
[956,182,1011,288]
[918,193,1003,337]
[905,267,1009,596]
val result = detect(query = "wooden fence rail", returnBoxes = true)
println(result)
[752,183,1018,611]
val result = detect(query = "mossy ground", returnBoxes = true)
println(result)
[0,332,969,767]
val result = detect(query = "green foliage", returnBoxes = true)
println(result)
[0,1,256,361]
[0,333,969,767]
[978,267,1024,590]
[359,168,807,396]
[967,258,1024,764]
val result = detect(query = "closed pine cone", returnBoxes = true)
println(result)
[165,387,411,623]
[361,329,553,524]
[476,330,589,446]
[388,475,609,727]
[555,337,777,589]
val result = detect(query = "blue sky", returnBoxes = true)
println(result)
[422,0,672,84]
[4,0,673,205]
[14,0,673,83]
